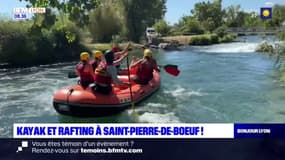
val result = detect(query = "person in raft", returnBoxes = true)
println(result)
[130,49,160,85]
[76,52,95,89]
[112,43,131,71]
[93,50,130,94]
[89,50,103,72]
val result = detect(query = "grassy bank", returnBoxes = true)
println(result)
[161,35,192,44]
[188,34,236,45]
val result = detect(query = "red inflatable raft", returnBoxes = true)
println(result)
[53,70,160,117]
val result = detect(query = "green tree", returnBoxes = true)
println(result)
[177,16,204,35]
[201,17,216,32]
[214,25,227,37]
[262,5,285,28]
[235,11,247,27]
[19,0,100,27]
[153,19,171,36]
[89,4,122,42]
[278,32,285,41]
[120,0,166,42]
[191,0,224,31]
[243,12,262,28]
[225,5,241,27]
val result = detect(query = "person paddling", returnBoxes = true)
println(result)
[93,50,130,94]
[75,52,94,89]
[112,43,131,71]
[130,49,160,85]
[90,50,103,72]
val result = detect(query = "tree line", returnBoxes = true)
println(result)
[1,0,284,67]
[154,0,285,36]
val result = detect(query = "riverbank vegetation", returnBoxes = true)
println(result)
[153,1,284,45]
[0,0,285,68]
[0,0,166,67]
[278,32,285,41]
[255,31,285,83]
[256,42,274,54]
[188,34,237,45]
[264,31,285,83]
[87,0,166,43]
[277,40,285,83]
[0,17,87,67]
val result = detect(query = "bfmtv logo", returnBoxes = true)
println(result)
[16,141,28,153]
[260,7,272,19]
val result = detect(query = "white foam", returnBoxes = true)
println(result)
[138,112,180,123]
[0,76,12,80]
[146,103,168,108]
[194,42,259,53]
[164,87,206,98]
[28,84,62,115]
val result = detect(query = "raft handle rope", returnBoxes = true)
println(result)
[66,88,74,106]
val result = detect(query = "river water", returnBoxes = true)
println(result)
[1,36,285,137]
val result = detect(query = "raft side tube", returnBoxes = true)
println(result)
[53,70,160,117]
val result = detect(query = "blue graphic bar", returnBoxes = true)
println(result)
[1,139,285,159]
[234,124,285,138]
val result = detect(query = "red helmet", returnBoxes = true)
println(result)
[111,46,119,52]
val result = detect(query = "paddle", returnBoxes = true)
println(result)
[68,71,78,78]
[126,53,135,111]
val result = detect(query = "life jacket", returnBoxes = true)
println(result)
[76,62,94,83]
[89,59,100,72]
[130,66,138,75]
[114,53,122,68]
[94,61,112,86]
[136,59,154,82]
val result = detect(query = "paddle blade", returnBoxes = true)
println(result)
[163,65,180,76]
[68,71,78,78]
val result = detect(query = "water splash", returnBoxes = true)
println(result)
[138,112,180,123]
[0,76,12,80]
[164,86,207,98]
[145,103,168,108]
[127,102,179,123]
[192,42,259,53]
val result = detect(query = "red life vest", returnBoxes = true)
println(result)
[136,59,154,82]
[94,62,112,85]
[76,62,94,82]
